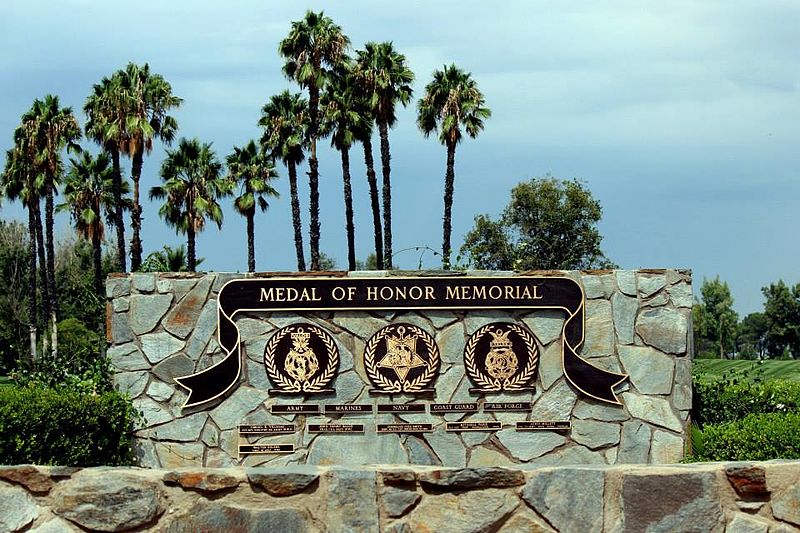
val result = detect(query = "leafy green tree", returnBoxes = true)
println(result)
[59,151,131,297]
[260,91,308,271]
[737,312,769,360]
[225,140,279,272]
[85,75,128,272]
[0,221,32,371]
[150,138,232,271]
[354,42,414,269]
[279,10,350,271]
[461,177,614,270]
[762,280,800,358]
[321,66,371,270]
[417,65,491,269]
[318,251,338,271]
[113,63,182,271]
[694,277,739,359]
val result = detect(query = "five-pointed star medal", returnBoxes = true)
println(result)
[377,335,426,381]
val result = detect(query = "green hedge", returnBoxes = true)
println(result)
[692,412,800,461]
[693,378,800,426]
[0,386,136,466]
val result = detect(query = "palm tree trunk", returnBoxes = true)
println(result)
[187,192,196,272]
[33,203,50,324]
[247,210,255,272]
[92,225,103,298]
[378,120,393,269]
[130,150,144,271]
[45,174,58,359]
[287,161,306,271]
[308,84,321,271]
[362,136,383,269]
[340,146,356,271]
[110,148,127,272]
[441,141,457,270]
[27,203,37,365]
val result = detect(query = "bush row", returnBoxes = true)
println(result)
[693,412,800,461]
[0,386,136,466]
[693,378,800,426]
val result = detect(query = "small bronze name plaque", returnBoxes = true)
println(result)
[445,421,503,432]
[308,424,365,433]
[430,403,479,413]
[324,404,373,414]
[377,404,426,413]
[483,402,533,412]
[238,444,295,455]
[238,424,296,434]
[271,404,321,414]
[377,423,434,433]
[516,421,571,431]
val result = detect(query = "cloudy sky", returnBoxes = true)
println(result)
[1,1,798,315]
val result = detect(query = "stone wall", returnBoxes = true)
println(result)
[106,270,693,468]
[2,462,799,532]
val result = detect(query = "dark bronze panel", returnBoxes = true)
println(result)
[324,404,374,414]
[483,402,533,412]
[365,323,440,394]
[445,421,503,432]
[238,444,294,455]
[264,323,338,394]
[270,404,321,414]
[516,421,571,431]
[377,404,426,413]
[238,424,296,434]
[465,322,538,393]
[307,424,365,433]
[376,423,434,433]
[430,403,479,413]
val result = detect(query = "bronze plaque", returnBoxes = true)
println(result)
[364,324,440,394]
[483,402,533,412]
[264,323,339,394]
[377,403,426,413]
[430,403,479,414]
[238,424,296,434]
[465,322,538,393]
[178,276,629,409]
[445,421,503,432]
[377,423,434,433]
[516,421,571,431]
[270,404,321,414]
[238,444,294,455]
[308,424,365,433]
[324,404,373,414]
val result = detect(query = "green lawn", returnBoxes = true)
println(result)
[693,359,800,382]
[0,376,11,388]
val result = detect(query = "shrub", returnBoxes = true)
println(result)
[693,378,800,426]
[691,412,800,461]
[0,386,137,466]
[12,318,111,393]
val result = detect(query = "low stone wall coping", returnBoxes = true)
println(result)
[0,461,797,532]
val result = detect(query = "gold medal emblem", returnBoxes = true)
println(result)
[364,323,440,394]
[264,323,338,394]
[464,322,538,393]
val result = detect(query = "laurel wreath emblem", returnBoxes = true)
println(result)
[464,323,538,392]
[264,324,339,393]
[364,324,440,393]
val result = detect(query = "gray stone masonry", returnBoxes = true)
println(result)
[107,270,693,468]
[1,462,799,532]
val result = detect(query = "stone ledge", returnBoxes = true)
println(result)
[2,462,799,532]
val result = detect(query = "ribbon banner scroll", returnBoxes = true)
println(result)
[175,276,627,408]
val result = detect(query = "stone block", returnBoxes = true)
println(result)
[635,307,688,355]
[0,483,39,531]
[325,469,379,533]
[129,293,173,335]
[571,419,621,450]
[522,467,604,532]
[163,277,212,339]
[618,345,675,395]
[522,309,565,345]
[583,299,614,356]
[247,466,319,496]
[622,392,682,432]
[406,488,518,533]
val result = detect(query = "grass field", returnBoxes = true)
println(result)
[0,376,11,388]
[693,359,800,382]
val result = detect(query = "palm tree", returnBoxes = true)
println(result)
[354,42,414,269]
[417,65,491,269]
[114,63,182,271]
[225,140,279,272]
[85,75,128,272]
[20,95,81,358]
[59,151,131,297]
[1,144,39,362]
[150,138,232,271]
[321,67,368,271]
[140,245,203,272]
[279,10,350,271]
[259,91,308,271]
